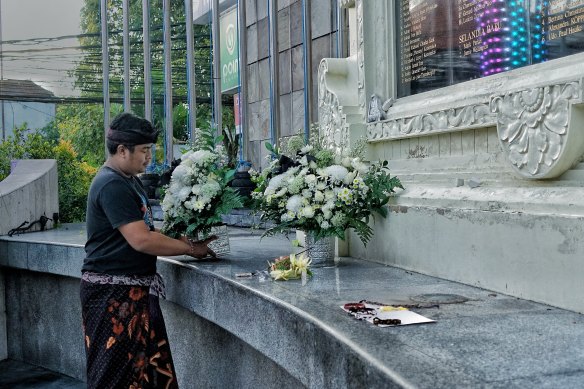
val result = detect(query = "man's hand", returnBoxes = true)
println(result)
[182,235,218,259]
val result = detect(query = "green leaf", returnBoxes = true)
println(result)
[265,142,276,154]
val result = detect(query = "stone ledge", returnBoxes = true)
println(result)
[3,226,584,387]
[0,160,59,236]
[352,183,584,314]
[390,183,584,217]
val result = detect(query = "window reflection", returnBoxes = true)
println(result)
[396,0,584,98]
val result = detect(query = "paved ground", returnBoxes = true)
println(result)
[0,360,84,389]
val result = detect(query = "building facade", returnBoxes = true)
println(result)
[0,80,56,140]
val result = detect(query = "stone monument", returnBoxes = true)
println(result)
[319,0,584,313]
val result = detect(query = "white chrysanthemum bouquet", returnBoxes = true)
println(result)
[251,132,403,246]
[161,128,243,239]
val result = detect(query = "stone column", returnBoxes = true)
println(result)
[185,0,197,145]
[101,0,110,155]
[123,0,131,110]
[268,0,280,146]
[163,0,174,162]
[238,0,248,159]
[143,0,153,122]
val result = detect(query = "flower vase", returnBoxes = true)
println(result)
[199,224,230,257]
[305,232,335,268]
[176,225,230,261]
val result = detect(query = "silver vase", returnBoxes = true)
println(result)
[305,232,335,267]
[199,224,230,256]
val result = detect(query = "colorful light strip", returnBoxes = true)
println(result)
[531,1,547,63]
[478,0,530,77]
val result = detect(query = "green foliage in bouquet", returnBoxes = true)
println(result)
[161,127,243,238]
[251,131,403,246]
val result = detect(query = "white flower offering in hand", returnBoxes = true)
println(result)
[161,128,243,240]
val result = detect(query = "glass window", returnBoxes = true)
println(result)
[396,0,584,98]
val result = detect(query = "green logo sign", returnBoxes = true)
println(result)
[220,7,239,93]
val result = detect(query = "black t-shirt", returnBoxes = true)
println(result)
[83,166,157,276]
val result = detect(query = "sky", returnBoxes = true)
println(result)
[1,0,85,96]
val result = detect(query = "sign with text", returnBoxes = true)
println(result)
[220,7,239,93]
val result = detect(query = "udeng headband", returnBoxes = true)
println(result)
[106,127,159,145]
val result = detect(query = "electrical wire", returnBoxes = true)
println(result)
[1,22,213,98]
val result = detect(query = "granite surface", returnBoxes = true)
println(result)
[2,225,584,388]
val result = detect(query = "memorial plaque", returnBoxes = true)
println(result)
[541,0,584,61]
[397,0,450,97]
[395,0,584,98]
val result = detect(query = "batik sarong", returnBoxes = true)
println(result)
[80,272,178,389]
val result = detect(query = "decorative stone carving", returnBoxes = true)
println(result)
[491,82,584,179]
[367,103,495,140]
[356,0,366,121]
[338,0,584,180]
[382,98,394,111]
[367,94,384,122]
[339,0,355,8]
[318,59,350,152]
[365,81,584,179]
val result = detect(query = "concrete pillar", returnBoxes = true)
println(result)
[212,0,223,135]
[101,0,110,155]
[163,0,174,163]
[185,0,197,145]
[143,0,153,122]
[123,0,131,110]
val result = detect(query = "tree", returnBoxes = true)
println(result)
[73,0,218,142]
[0,125,96,223]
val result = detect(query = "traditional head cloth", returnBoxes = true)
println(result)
[106,127,159,145]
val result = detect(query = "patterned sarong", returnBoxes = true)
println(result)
[80,272,178,389]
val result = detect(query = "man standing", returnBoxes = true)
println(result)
[80,112,214,388]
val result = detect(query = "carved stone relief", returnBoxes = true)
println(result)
[365,81,584,179]
[491,82,583,179]
[367,103,495,140]
[339,0,355,8]
[328,0,584,179]
[356,0,366,121]
[318,60,349,152]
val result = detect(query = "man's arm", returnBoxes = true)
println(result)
[118,220,216,258]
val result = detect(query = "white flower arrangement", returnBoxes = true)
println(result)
[161,129,243,239]
[251,132,403,246]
